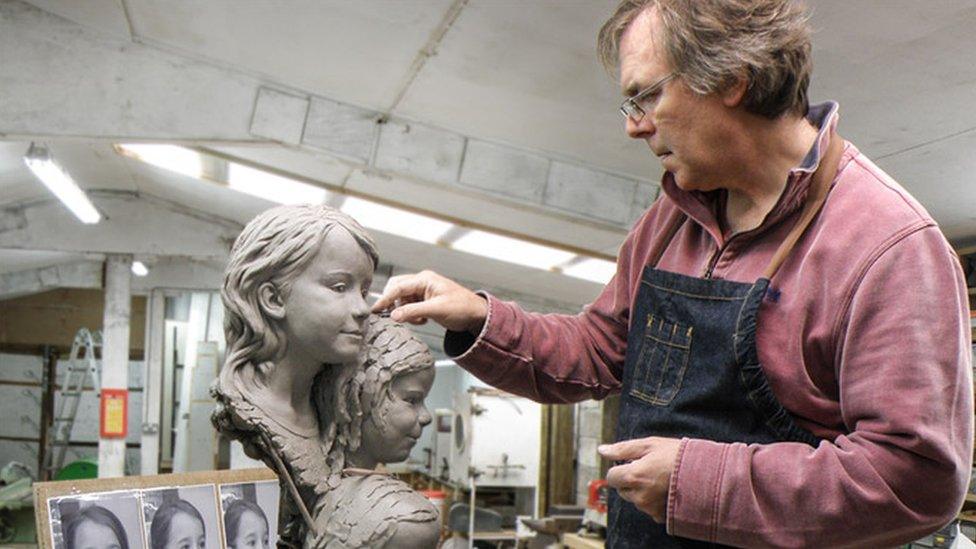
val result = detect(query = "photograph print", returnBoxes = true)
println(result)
[217,480,280,549]
[48,489,146,549]
[141,484,220,549]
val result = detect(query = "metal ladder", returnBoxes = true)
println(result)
[43,328,102,477]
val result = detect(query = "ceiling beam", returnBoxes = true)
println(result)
[0,191,240,258]
[0,260,102,300]
[1,0,655,234]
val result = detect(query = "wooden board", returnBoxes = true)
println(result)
[563,531,606,548]
[0,289,146,357]
[33,467,276,549]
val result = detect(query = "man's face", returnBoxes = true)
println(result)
[618,7,738,192]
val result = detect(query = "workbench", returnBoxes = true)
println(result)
[562,531,605,549]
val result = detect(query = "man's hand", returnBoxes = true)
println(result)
[600,437,682,523]
[371,270,488,333]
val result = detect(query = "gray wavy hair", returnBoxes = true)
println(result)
[598,0,812,119]
[219,203,378,391]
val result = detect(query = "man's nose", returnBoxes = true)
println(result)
[626,114,655,139]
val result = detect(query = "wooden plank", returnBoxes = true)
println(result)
[548,404,576,507]
[539,404,551,517]
[599,395,620,479]
[0,289,146,355]
[563,531,606,548]
[34,467,277,549]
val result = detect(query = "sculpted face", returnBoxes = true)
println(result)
[72,520,121,549]
[361,367,435,465]
[278,227,373,366]
[229,509,269,549]
[619,7,740,192]
[161,512,205,549]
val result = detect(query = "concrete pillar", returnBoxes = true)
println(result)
[140,289,165,475]
[98,255,131,478]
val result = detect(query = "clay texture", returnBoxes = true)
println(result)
[211,204,378,547]
[310,316,439,548]
[212,204,438,548]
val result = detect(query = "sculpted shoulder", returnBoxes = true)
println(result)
[385,516,440,549]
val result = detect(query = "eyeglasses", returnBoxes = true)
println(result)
[619,73,676,122]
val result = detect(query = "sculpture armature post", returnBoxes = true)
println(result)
[211,203,380,547]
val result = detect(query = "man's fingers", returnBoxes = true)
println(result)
[390,300,441,325]
[598,437,655,461]
[372,273,432,312]
[605,461,636,490]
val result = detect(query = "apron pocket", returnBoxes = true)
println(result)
[629,314,693,406]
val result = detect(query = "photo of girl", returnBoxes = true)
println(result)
[49,491,145,549]
[218,481,279,549]
[141,485,219,549]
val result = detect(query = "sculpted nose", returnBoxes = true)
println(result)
[351,293,370,321]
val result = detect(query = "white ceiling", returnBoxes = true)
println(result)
[4,0,976,306]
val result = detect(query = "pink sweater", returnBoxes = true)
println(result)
[448,104,974,547]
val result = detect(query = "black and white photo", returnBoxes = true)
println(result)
[49,491,145,549]
[141,485,219,549]
[218,481,279,549]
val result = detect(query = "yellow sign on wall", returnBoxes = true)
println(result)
[100,389,127,438]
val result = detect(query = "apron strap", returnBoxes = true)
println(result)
[762,132,845,279]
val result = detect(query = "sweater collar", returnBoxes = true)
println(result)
[660,101,840,246]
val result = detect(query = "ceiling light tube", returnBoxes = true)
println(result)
[451,230,576,271]
[227,162,328,204]
[562,257,618,284]
[113,142,619,281]
[340,196,454,244]
[117,144,202,178]
[23,143,101,224]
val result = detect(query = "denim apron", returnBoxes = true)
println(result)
[607,134,844,548]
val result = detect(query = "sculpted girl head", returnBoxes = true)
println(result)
[341,316,435,469]
[221,204,379,379]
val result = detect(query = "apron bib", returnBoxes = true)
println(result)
[608,134,844,548]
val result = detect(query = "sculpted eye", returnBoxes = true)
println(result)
[331,282,347,292]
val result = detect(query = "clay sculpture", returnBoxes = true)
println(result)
[309,315,439,548]
[211,204,378,547]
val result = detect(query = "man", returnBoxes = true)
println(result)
[373,1,973,547]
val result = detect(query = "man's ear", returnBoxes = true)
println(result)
[721,74,749,108]
[258,282,286,320]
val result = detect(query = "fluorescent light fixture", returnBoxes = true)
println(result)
[117,144,202,178]
[340,196,453,244]
[131,261,149,277]
[562,257,617,284]
[228,162,327,204]
[451,230,576,271]
[112,142,617,283]
[23,143,101,224]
